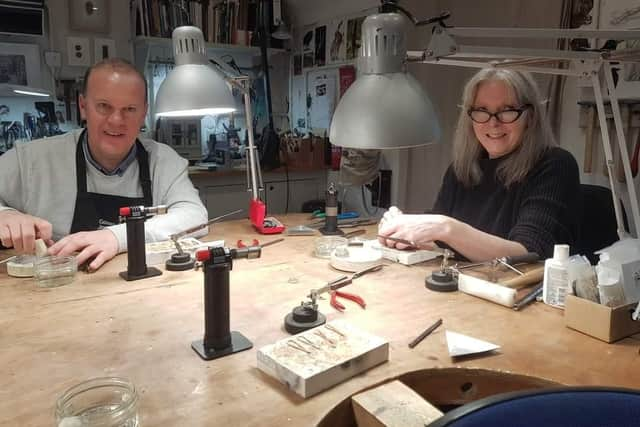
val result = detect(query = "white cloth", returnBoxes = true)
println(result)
[0,129,208,252]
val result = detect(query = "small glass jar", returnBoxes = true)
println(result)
[55,377,139,427]
[314,236,348,259]
[34,255,76,288]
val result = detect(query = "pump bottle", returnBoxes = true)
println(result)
[543,244,570,308]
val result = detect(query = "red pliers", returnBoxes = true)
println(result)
[330,290,366,312]
[324,264,383,312]
[237,239,259,248]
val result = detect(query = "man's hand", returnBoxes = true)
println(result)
[48,229,119,272]
[0,210,53,253]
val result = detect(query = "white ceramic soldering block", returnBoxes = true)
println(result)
[257,320,389,398]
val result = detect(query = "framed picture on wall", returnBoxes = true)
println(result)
[0,42,42,88]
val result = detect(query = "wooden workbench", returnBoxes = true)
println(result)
[1,214,639,426]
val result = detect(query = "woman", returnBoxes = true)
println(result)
[378,68,580,261]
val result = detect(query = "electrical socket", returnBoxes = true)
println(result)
[66,37,91,67]
[94,38,116,62]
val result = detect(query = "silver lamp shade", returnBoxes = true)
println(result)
[329,12,441,149]
[155,26,236,117]
[329,72,440,149]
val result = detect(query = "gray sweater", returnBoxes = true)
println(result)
[0,129,208,252]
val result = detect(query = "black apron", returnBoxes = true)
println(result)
[70,130,153,233]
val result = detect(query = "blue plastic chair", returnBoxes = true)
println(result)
[428,386,640,427]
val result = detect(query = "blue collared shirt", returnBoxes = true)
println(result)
[82,133,137,177]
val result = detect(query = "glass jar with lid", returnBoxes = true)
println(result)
[34,255,76,288]
[55,377,139,427]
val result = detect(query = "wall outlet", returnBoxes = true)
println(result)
[94,38,116,62]
[66,37,91,67]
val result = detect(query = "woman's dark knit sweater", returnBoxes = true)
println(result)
[432,147,581,259]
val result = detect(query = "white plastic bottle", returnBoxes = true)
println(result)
[543,244,570,308]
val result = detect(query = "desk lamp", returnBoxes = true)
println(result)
[155,26,284,235]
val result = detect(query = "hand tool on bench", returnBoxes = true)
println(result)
[284,265,383,334]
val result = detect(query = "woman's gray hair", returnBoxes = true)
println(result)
[451,68,557,187]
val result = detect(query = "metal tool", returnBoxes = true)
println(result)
[408,318,443,349]
[452,252,540,276]
[169,209,243,252]
[166,209,243,271]
[118,205,168,281]
[284,265,383,334]
[425,249,458,292]
[377,234,418,249]
[513,282,543,311]
[319,183,344,236]
[191,244,262,361]
[0,255,17,265]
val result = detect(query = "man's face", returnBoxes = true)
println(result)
[79,68,147,169]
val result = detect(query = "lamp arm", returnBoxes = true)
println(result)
[239,78,262,201]
[415,23,640,237]
[204,52,263,201]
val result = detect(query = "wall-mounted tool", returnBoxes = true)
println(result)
[578,101,598,174]
[319,182,344,236]
[166,209,243,271]
[284,265,383,334]
[191,244,262,361]
[118,205,167,281]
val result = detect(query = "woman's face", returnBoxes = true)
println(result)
[471,80,527,159]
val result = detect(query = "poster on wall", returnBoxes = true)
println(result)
[315,26,327,67]
[569,0,599,50]
[307,69,337,132]
[346,17,365,60]
[302,27,314,68]
[327,19,346,63]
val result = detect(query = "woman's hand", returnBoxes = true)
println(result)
[378,211,456,250]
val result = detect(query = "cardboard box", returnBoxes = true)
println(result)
[565,294,640,343]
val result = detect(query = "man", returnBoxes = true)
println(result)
[0,58,208,270]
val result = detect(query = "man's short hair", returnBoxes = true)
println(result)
[82,58,148,102]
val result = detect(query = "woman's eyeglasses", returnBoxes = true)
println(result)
[467,104,532,124]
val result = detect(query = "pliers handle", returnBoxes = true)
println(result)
[330,290,366,312]
[237,239,259,248]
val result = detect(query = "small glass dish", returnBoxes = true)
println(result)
[55,377,139,427]
[314,236,348,259]
[34,255,77,288]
